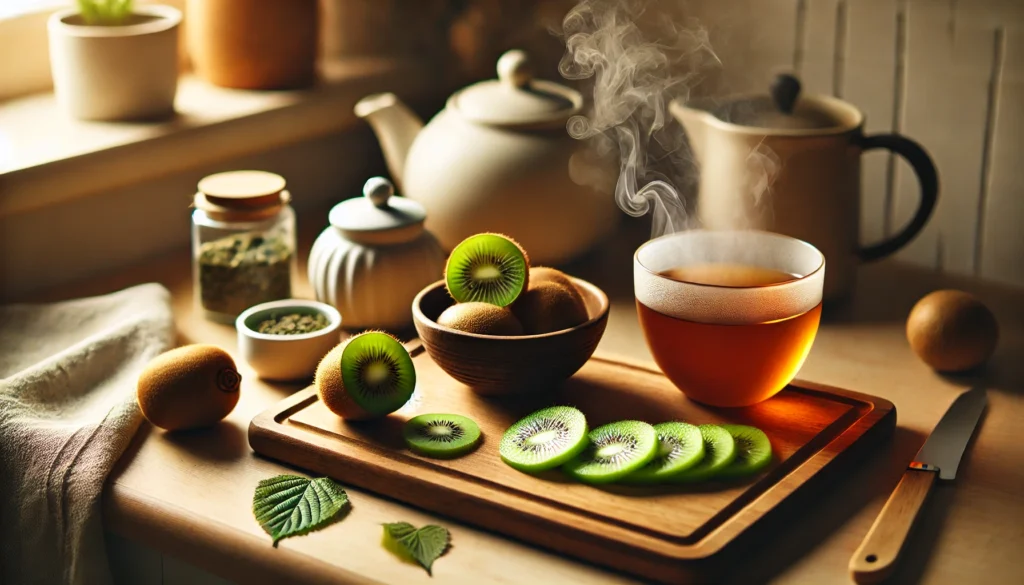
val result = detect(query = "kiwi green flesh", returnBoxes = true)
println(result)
[716,424,773,479]
[563,421,658,484]
[500,406,589,472]
[403,413,481,458]
[621,422,705,484]
[445,234,528,307]
[339,332,415,416]
[671,424,737,483]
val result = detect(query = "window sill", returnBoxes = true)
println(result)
[0,56,436,217]
[0,56,443,299]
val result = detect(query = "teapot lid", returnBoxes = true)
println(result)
[329,177,426,239]
[449,50,583,128]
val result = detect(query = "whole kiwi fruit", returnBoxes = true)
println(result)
[530,267,585,305]
[512,281,589,334]
[529,267,577,291]
[315,331,416,420]
[906,289,999,372]
[137,344,241,431]
[437,302,524,335]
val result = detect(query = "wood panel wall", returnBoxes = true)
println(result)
[690,0,1023,287]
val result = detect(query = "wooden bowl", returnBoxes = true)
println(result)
[412,278,610,395]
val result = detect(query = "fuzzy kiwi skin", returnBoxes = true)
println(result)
[907,289,999,372]
[443,232,530,306]
[530,267,577,292]
[137,344,241,431]
[315,340,373,420]
[436,302,524,335]
[528,267,586,314]
[512,281,589,334]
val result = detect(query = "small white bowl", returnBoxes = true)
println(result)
[236,300,342,381]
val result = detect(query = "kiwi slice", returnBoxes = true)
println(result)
[316,331,415,420]
[403,413,481,459]
[621,422,705,484]
[671,424,737,483]
[563,420,658,484]
[500,406,589,472]
[717,424,773,479]
[445,233,529,307]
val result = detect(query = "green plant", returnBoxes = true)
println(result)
[77,0,134,26]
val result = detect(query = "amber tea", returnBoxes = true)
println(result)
[634,232,825,407]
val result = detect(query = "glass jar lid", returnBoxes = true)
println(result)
[448,49,583,129]
[329,177,427,244]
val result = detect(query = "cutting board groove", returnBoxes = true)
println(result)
[249,341,895,583]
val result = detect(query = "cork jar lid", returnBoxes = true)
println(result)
[194,171,291,221]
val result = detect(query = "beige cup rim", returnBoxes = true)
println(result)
[634,229,826,290]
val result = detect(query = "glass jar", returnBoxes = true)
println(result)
[191,170,297,323]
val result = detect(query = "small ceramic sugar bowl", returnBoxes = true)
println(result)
[308,177,446,331]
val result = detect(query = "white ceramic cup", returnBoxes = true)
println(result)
[236,300,342,381]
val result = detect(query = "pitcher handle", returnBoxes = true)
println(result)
[856,134,939,262]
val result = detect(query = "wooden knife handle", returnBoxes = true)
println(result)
[849,469,937,584]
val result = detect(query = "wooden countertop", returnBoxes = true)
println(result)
[38,217,1024,584]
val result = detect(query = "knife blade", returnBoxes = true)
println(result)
[910,386,988,480]
[849,387,987,584]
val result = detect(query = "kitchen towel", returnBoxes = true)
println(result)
[0,283,175,585]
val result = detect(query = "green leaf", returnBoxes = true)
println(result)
[253,475,349,546]
[382,522,451,576]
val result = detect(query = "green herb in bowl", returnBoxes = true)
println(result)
[256,312,329,335]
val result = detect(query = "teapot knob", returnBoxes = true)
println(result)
[497,49,533,89]
[363,177,394,208]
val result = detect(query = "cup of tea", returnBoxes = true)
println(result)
[634,230,825,407]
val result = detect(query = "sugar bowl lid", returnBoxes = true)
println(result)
[448,49,583,129]
[329,177,427,243]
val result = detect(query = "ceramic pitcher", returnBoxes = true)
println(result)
[670,75,938,301]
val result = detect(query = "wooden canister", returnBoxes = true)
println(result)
[186,0,318,89]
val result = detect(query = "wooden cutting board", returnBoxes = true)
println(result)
[248,341,895,583]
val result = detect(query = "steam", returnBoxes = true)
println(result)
[560,0,782,239]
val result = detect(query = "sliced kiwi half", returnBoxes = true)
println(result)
[717,424,773,479]
[671,424,737,483]
[403,413,481,459]
[563,420,658,484]
[444,233,529,307]
[499,406,588,472]
[621,422,705,484]
[315,331,415,420]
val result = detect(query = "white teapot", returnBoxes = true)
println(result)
[354,50,618,265]
[308,177,446,331]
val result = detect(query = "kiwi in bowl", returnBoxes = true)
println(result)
[412,275,609,396]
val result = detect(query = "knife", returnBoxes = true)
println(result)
[849,386,987,584]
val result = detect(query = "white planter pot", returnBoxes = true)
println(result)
[47,6,181,121]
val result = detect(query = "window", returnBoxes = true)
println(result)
[0,0,69,20]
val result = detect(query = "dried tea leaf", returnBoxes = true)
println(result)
[253,475,349,546]
[382,522,451,576]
